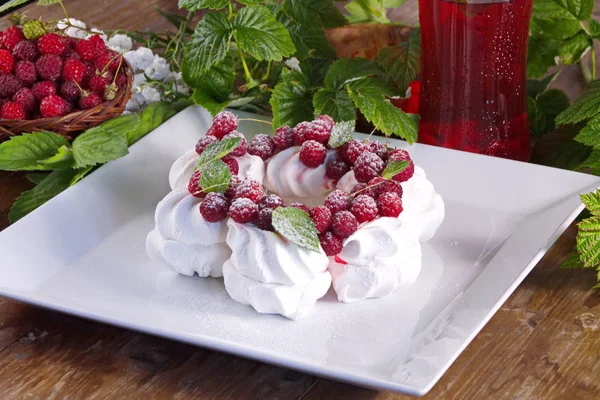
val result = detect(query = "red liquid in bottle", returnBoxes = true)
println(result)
[418,0,533,161]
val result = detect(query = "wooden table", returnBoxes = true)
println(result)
[1,1,599,398]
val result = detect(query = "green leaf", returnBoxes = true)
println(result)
[37,0,61,5]
[38,145,75,169]
[382,160,409,180]
[556,80,600,124]
[282,0,346,28]
[182,12,232,86]
[272,207,321,253]
[0,0,30,12]
[233,6,295,62]
[577,148,600,174]
[574,114,600,147]
[178,0,228,11]
[580,190,600,216]
[560,250,584,269]
[237,0,262,5]
[345,0,389,23]
[533,0,594,23]
[324,58,383,90]
[72,127,129,168]
[70,166,94,185]
[193,89,229,116]
[328,121,355,148]
[199,159,231,194]
[271,69,315,128]
[195,137,242,170]
[313,88,356,122]
[531,17,580,40]
[375,28,421,92]
[527,35,561,78]
[576,215,600,269]
[527,72,559,99]
[9,168,78,223]
[589,19,600,39]
[531,89,571,136]
[26,172,49,184]
[279,16,336,59]
[195,56,234,102]
[558,30,592,64]
[531,124,592,170]
[0,131,69,171]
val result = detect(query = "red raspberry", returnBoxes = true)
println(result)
[115,72,127,87]
[223,131,247,157]
[0,101,25,120]
[256,207,275,231]
[369,140,388,161]
[331,210,358,239]
[94,50,121,73]
[75,39,96,61]
[200,192,230,222]
[289,202,310,214]
[63,36,76,50]
[350,183,376,198]
[377,192,403,217]
[88,34,106,53]
[60,80,80,101]
[310,206,332,234]
[346,139,371,164]
[319,231,343,256]
[304,120,331,144]
[36,54,62,81]
[387,149,415,182]
[1,26,24,52]
[325,159,350,180]
[349,194,379,223]
[259,194,284,210]
[337,141,352,163]
[368,176,403,198]
[299,140,326,167]
[317,114,335,130]
[62,58,86,84]
[188,170,204,198]
[0,75,22,98]
[14,61,36,85]
[222,155,239,175]
[37,33,66,55]
[0,49,14,74]
[224,175,242,199]
[79,92,102,109]
[293,121,311,145]
[12,88,35,113]
[82,62,96,86]
[195,135,217,155]
[273,125,294,152]
[324,190,349,213]
[234,178,263,203]
[354,152,385,183]
[247,134,275,160]
[12,40,38,61]
[40,95,69,117]
[208,110,238,139]
[89,74,111,94]
[32,81,56,101]
[229,197,258,223]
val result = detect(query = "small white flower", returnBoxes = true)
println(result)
[107,34,133,54]
[284,57,301,72]
[144,55,170,81]
[124,47,154,72]
[141,86,161,104]
[87,28,108,42]
[132,73,147,89]
[125,96,141,112]
[57,18,87,39]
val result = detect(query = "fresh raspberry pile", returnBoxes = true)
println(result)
[0,25,127,120]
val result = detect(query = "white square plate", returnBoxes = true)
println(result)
[0,107,598,396]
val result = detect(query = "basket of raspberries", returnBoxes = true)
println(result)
[0,22,133,141]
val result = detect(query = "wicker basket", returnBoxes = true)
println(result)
[0,60,134,142]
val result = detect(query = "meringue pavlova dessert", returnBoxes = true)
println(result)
[147,111,445,319]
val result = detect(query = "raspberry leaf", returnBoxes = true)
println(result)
[233,6,295,62]
[557,31,592,64]
[195,56,234,104]
[376,28,421,93]
[276,12,336,60]
[0,131,69,171]
[72,127,129,168]
[556,80,600,125]
[237,0,262,5]
[178,0,228,11]
[26,172,50,184]
[282,0,347,28]
[272,207,321,253]
[37,0,62,5]
[382,160,409,180]
[199,159,231,194]
[271,69,315,128]
[581,190,600,216]
[0,0,30,12]
[324,58,383,91]
[527,72,559,99]
[560,250,584,269]
[530,89,571,137]
[590,19,600,39]
[313,88,356,122]
[576,215,600,269]
[38,145,75,169]
[526,35,562,78]
[193,90,229,116]
[195,137,242,170]
[328,121,355,148]
[574,115,600,148]
[533,0,594,24]
[182,12,233,86]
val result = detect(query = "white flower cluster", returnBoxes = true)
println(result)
[57,19,189,113]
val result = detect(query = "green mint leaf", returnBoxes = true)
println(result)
[271,69,315,128]
[375,28,421,93]
[527,72,559,99]
[313,88,356,122]
[199,159,231,194]
[531,124,592,170]
[182,12,232,85]
[70,166,94,186]
[530,89,571,136]
[9,168,78,223]
[38,145,75,169]
[324,58,383,90]
[277,12,336,59]
[348,84,418,143]
[382,160,409,180]
[558,30,592,64]
[328,121,355,148]
[195,137,242,170]
[560,250,584,269]
[283,0,346,28]
[580,189,600,216]
[26,172,50,185]
[233,6,295,62]
[72,127,129,168]
[589,19,600,39]
[0,0,30,12]
[576,215,600,269]
[556,80,600,125]
[574,114,600,147]
[272,207,321,253]
[527,35,561,78]
[0,131,69,171]
[194,56,234,103]
[178,0,228,11]
[533,0,594,23]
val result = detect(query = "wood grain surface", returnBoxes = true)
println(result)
[1,1,599,399]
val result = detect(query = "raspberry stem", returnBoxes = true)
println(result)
[350,180,386,198]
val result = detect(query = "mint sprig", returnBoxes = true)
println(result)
[195,137,242,170]
[272,207,321,253]
[328,121,355,148]
[0,131,69,171]
[199,159,231,194]
[382,160,409,180]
